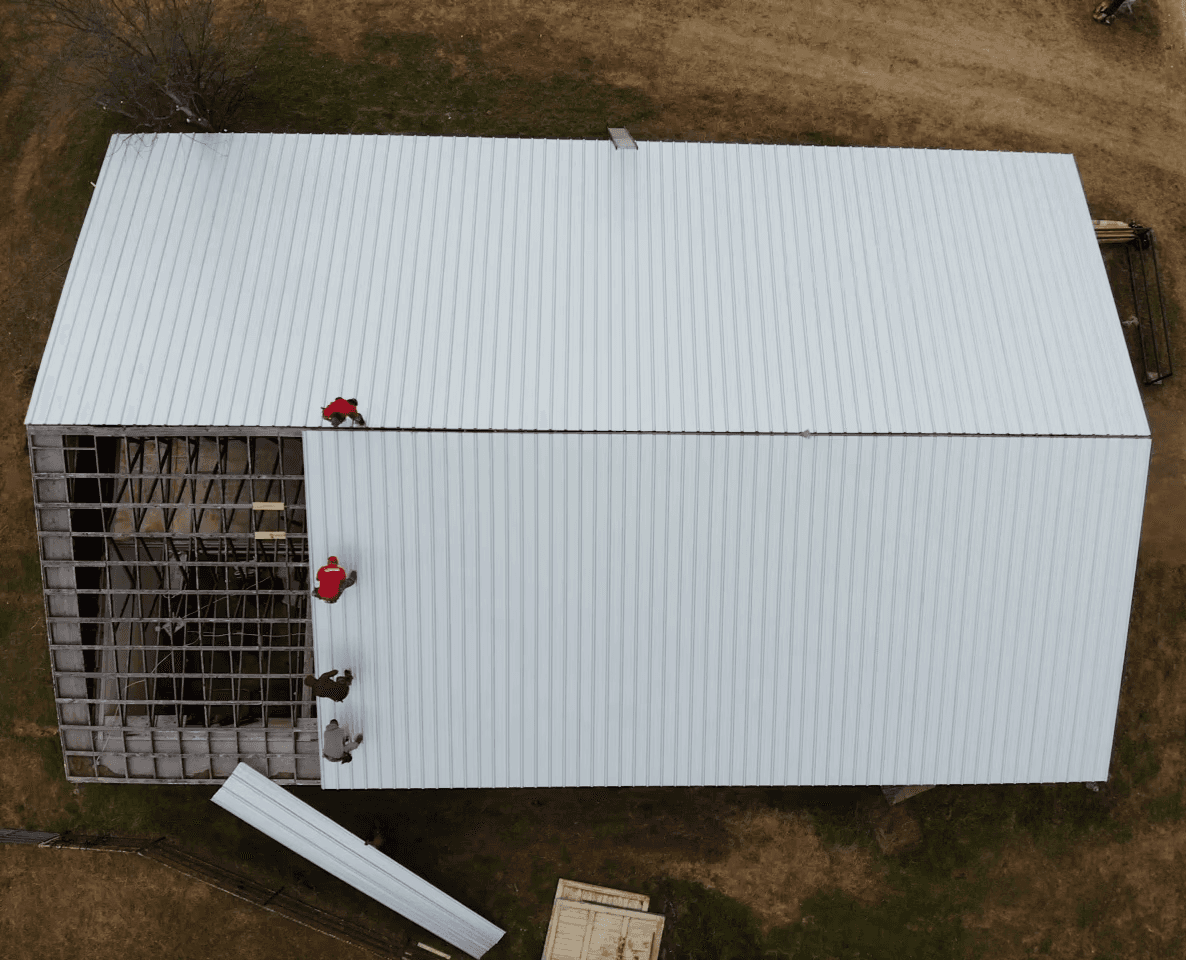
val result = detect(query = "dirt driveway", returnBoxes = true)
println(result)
[1,1,1185,958]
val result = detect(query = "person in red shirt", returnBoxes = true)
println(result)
[322,397,366,427]
[314,556,357,603]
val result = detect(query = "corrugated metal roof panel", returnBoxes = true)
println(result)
[28,134,1147,437]
[304,430,1147,789]
[210,762,505,956]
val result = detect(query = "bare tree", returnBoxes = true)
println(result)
[22,0,267,131]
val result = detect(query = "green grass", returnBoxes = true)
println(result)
[26,106,118,237]
[2,552,43,593]
[0,21,41,165]
[756,779,1138,955]
[56,783,202,835]
[1113,733,1161,793]
[772,780,1124,865]
[501,814,534,843]
[767,883,972,960]
[797,130,856,147]
[914,783,1125,862]
[636,873,978,960]
[763,786,879,850]
[643,878,765,960]
[0,554,57,738]
[591,814,628,839]
[1147,788,1184,824]
[1,88,119,370]
[528,856,560,903]
[753,782,1136,957]
[0,553,68,789]
[0,83,38,165]
[237,24,657,138]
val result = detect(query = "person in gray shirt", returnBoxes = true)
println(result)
[322,719,363,763]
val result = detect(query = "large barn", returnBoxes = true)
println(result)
[27,132,1149,787]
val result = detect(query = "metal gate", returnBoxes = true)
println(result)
[1097,222,1173,385]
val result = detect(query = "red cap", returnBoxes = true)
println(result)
[327,555,338,565]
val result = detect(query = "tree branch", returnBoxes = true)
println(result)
[19,0,266,131]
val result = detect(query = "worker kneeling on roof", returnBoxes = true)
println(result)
[322,719,363,763]
[314,556,357,603]
[305,668,354,701]
[321,397,366,427]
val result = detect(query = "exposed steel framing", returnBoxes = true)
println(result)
[28,428,321,784]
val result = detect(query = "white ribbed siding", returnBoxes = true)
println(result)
[28,134,1146,437]
[305,431,1148,789]
[211,762,505,956]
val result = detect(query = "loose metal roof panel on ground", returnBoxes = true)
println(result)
[305,430,1148,789]
[211,762,505,957]
[28,133,1146,437]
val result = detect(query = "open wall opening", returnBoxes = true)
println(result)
[30,429,321,784]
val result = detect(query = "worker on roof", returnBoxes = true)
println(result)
[322,719,363,763]
[305,668,354,702]
[314,556,357,603]
[322,397,366,427]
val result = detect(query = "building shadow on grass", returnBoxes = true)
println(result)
[239,25,658,139]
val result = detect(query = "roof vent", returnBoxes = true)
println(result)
[608,127,637,150]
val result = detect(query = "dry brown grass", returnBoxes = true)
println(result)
[0,846,373,960]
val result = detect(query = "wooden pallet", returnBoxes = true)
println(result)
[554,879,649,912]
[542,880,664,960]
[1093,219,1138,244]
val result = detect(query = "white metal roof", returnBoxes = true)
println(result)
[305,430,1148,789]
[211,762,505,956]
[28,133,1147,436]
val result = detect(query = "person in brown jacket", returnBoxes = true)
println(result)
[305,668,354,702]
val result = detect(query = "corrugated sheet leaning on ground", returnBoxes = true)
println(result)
[305,430,1149,790]
[27,133,1146,436]
[211,762,505,957]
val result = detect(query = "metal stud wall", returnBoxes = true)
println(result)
[29,427,320,783]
